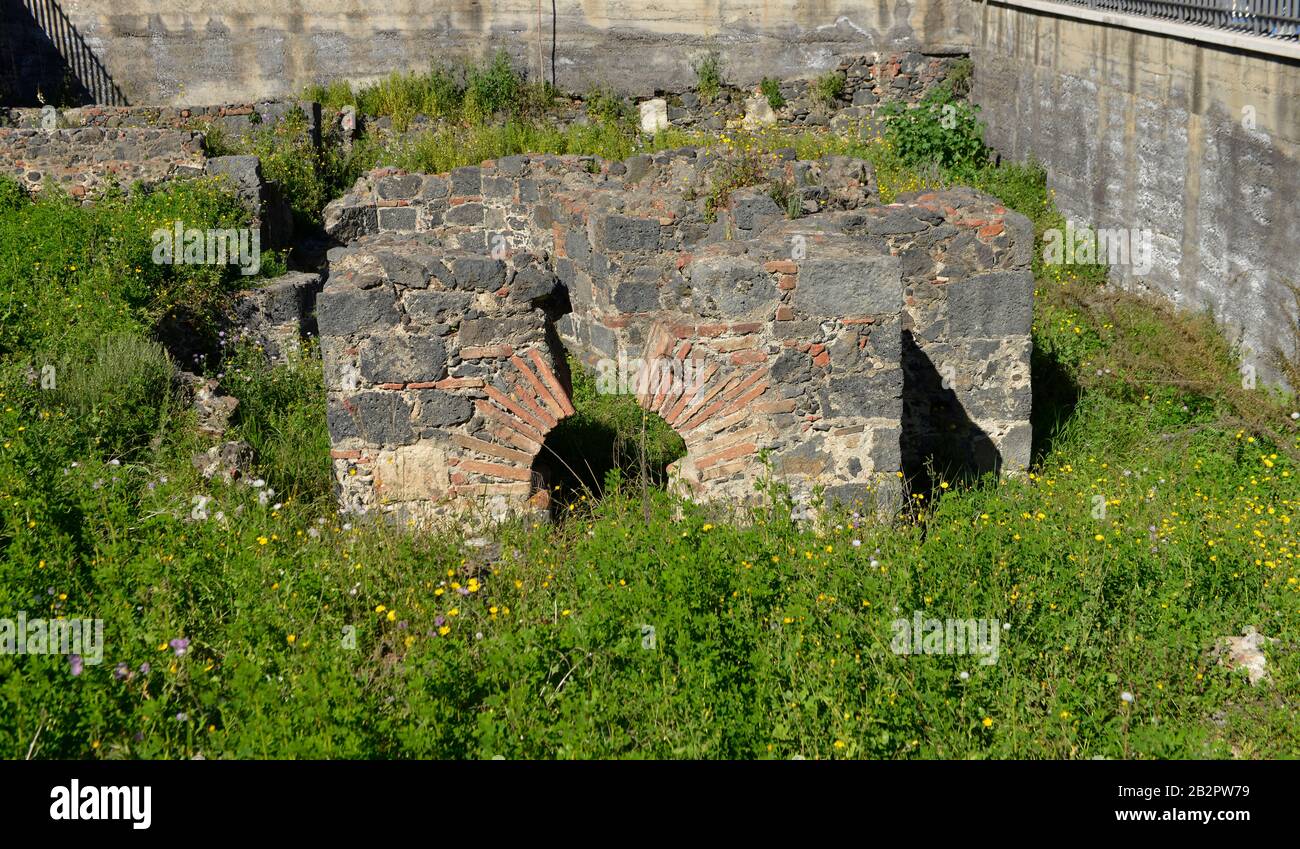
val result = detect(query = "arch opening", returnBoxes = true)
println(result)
[529,355,687,515]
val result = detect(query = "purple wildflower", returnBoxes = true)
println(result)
[69,655,83,676]
[169,637,189,657]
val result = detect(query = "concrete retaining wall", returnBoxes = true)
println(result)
[972,1,1300,382]
[2,0,973,106]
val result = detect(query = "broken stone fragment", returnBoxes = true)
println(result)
[176,371,240,438]
[1211,626,1277,685]
[742,94,778,128]
[191,440,253,482]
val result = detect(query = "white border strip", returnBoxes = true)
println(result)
[982,0,1300,60]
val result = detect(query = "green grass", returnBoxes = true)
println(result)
[0,176,262,360]
[3,307,1296,757]
[223,341,334,506]
[1,109,1298,760]
[359,119,642,175]
[45,334,180,459]
[812,71,846,107]
[692,51,723,103]
[303,50,550,133]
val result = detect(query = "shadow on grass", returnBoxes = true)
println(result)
[1029,339,1081,465]
[535,409,684,514]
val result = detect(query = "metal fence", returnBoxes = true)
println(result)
[1062,0,1300,39]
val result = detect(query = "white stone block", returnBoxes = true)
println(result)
[639,98,669,134]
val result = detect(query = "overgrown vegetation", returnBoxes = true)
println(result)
[364,120,641,176]
[303,50,550,133]
[812,71,846,107]
[693,51,723,103]
[584,87,633,126]
[0,176,262,360]
[2,75,1298,760]
[879,82,988,176]
[201,108,359,231]
[45,334,180,459]
[760,77,786,111]
[945,57,974,98]
[0,175,26,212]
[224,340,333,505]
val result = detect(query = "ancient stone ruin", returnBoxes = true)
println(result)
[317,150,1034,524]
[0,54,1036,529]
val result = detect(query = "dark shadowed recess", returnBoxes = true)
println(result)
[900,329,1000,502]
[0,0,127,106]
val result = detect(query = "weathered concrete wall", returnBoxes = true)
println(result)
[0,0,129,105]
[2,0,973,106]
[972,2,1300,382]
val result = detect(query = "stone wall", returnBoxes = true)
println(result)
[316,150,1034,526]
[1,0,973,106]
[0,107,298,243]
[973,1,1300,384]
[0,126,205,197]
[354,51,966,144]
[232,271,325,360]
[1,101,318,133]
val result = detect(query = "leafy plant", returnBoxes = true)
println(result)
[236,108,335,229]
[812,71,846,106]
[760,77,786,111]
[584,86,632,126]
[880,83,988,176]
[463,50,527,124]
[767,176,801,219]
[0,176,26,212]
[693,51,723,103]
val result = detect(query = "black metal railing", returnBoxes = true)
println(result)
[1061,0,1300,40]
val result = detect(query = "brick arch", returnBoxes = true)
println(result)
[622,323,776,499]
[458,349,577,506]
[435,328,775,517]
